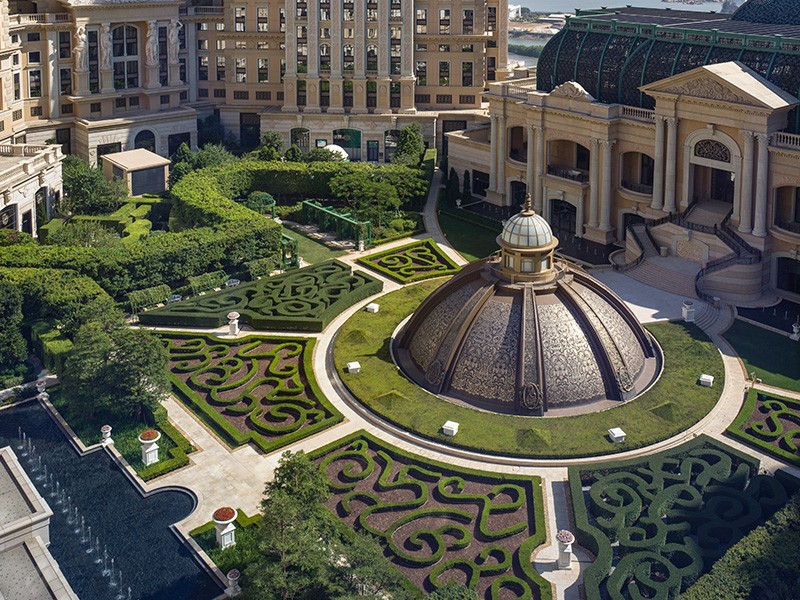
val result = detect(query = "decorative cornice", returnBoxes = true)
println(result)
[550,81,595,102]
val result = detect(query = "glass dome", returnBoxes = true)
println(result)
[500,203,553,249]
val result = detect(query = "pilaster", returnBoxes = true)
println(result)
[752,132,769,237]
[738,130,754,233]
[663,116,678,212]
[651,115,665,210]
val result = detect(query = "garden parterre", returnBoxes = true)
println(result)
[568,436,792,600]
[162,332,342,453]
[727,389,800,467]
[140,260,383,332]
[357,239,461,284]
[312,431,550,600]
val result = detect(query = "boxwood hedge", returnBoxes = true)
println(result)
[726,388,800,467]
[357,238,460,284]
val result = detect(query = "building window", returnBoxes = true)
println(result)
[416,61,427,86]
[216,22,225,31]
[390,0,401,19]
[463,10,474,34]
[27,33,40,42]
[279,8,286,32]
[198,39,208,51]
[438,44,450,52]
[13,73,20,101]
[214,88,226,98]
[257,7,269,31]
[462,44,474,52]
[343,44,354,72]
[343,0,354,21]
[90,102,101,113]
[12,109,22,120]
[343,80,353,107]
[60,68,71,95]
[30,106,42,117]
[367,80,377,108]
[462,62,473,87]
[88,30,99,93]
[180,90,187,100]
[198,88,209,97]
[390,82,400,109]
[235,6,246,31]
[258,58,269,82]
[159,25,168,86]
[28,70,41,98]
[436,94,452,104]
[61,104,73,114]
[216,56,226,81]
[58,31,71,59]
[439,9,450,35]
[198,56,209,80]
[197,22,208,31]
[459,95,475,104]
[180,58,186,82]
[488,7,497,32]
[320,80,330,107]
[415,94,430,104]
[277,91,284,101]
[320,45,330,71]
[343,27,354,39]
[297,43,308,72]
[297,80,306,106]
[234,90,249,99]
[28,51,40,64]
[367,45,378,71]
[235,57,247,83]
[160,94,170,104]
[416,9,427,34]
[129,96,139,107]
[320,1,331,21]
[439,61,450,86]
[112,25,139,90]
[367,7,377,21]
[116,97,126,109]
[256,91,270,100]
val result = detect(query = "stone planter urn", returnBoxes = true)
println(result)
[138,429,161,467]
[100,424,113,446]
[225,569,241,597]
[556,529,575,570]
[791,318,800,341]
[36,379,49,402]
[682,301,695,323]
[227,312,240,337]
[213,507,237,549]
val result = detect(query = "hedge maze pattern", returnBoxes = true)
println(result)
[569,436,790,600]
[357,239,460,284]
[140,260,382,332]
[163,333,342,453]
[315,432,547,599]
[728,390,800,467]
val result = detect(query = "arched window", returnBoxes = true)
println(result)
[320,44,330,71]
[343,44,354,71]
[134,129,156,153]
[366,44,378,71]
[112,25,139,89]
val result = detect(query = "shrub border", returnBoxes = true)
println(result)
[726,387,800,467]
[356,238,461,284]
[161,331,344,454]
[308,429,552,600]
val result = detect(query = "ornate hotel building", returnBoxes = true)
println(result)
[447,1,800,304]
[0,0,508,164]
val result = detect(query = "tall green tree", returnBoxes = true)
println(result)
[0,282,28,387]
[169,143,237,186]
[284,144,304,162]
[62,155,128,215]
[261,131,286,153]
[61,323,169,422]
[392,123,425,166]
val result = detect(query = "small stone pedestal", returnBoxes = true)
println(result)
[213,507,238,549]
[682,301,695,323]
[556,530,575,570]
[100,424,113,446]
[608,427,626,443]
[442,421,459,436]
[138,429,161,467]
[227,311,240,337]
[346,361,361,374]
[699,374,714,387]
[366,303,380,313]
[225,569,241,597]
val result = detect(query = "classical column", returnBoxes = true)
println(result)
[738,130,754,233]
[496,116,506,197]
[489,115,498,193]
[588,138,599,228]
[651,115,665,210]
[398,0,416,113]
[752,132,770,237]
[305,0,321,112]
[374,0,391,114]
[354,0,365,77]
[534,125,544,213]
[600,139,616,231]
[525,124,535,197]
[283,1,299,112]
[328,0,343,114]
[663,116,678,213]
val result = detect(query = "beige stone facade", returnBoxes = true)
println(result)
[0,0,509,164]
[447,64,800,304]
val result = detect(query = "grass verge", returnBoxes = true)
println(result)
[333,280,724,459]
[282,226,346,264]
[723,319,800,393]
[436,212,499,262]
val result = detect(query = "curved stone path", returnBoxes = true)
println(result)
[142,173,800,600]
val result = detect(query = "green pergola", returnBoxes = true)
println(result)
[302,199,372,247]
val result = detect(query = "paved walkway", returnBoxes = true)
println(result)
[143,175,800,599]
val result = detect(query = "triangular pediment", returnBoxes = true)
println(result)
[550,81,596,102]
[641,61,798,111]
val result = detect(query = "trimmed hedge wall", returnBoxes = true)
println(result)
[568,435,792,600]
[140,260,383,332]
[309,430,552,600]
[30,320,73,373]
[357,238,460,284]
[726,388,800,467]
[162,332,344,454]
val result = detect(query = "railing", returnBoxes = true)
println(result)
[9,13,70,25]
[621,107,655,122]
[487,77,537,99]
[621,180,653,195]
[546,164,590,183]
[613,225,646,272]
[189,6,224,15]
[773,131,800,150]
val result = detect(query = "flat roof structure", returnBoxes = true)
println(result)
[101,148,171,171]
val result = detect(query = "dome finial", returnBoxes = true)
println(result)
[522,192,534,215]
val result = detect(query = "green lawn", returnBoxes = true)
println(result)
[724,319,800,392]
[334,280,725,459]
[282,227,346,264]
[436,212,499,262]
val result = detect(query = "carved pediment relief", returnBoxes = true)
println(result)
[550,81,596,102]
[661,77,751,105]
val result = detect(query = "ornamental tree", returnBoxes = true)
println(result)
[392,123,425,166]
[62,155,128,216]
[284,144,304,162]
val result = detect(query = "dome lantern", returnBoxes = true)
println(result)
[497,193,559,283]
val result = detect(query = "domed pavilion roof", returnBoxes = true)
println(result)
[395,202,659,416]
[732,0,800,25]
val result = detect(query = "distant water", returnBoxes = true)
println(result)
[516,0,725,14]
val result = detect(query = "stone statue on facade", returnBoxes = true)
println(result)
[73,24,88,72]
[145,20,159,67]
[99,22,112,70]
[168,20,182,65]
